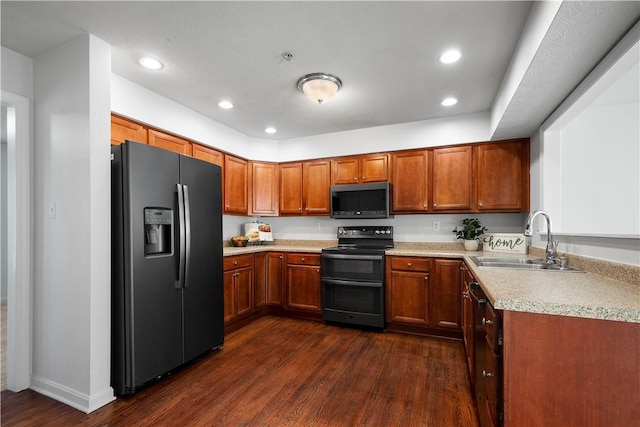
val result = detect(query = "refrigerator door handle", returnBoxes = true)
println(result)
[176,183,186,289]
[183,184,191,288]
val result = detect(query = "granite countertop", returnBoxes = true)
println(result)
[224,243,640,324]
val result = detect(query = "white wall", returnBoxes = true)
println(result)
[31,35,114,412]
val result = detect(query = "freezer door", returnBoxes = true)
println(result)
[116,142,184,393]
[180,155,224,361]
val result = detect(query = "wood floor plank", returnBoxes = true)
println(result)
[1,316,478,426]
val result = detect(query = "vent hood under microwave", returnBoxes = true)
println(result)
[330,182,392,219]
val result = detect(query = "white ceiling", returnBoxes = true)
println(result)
[1,1,638,141]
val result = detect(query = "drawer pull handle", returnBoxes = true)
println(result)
[482,369,494,378]
[407,263,412,267]
[482,317,493,326]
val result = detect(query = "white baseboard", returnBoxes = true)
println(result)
[30,375,116,414]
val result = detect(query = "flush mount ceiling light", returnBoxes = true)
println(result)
[138,56,164,70]
[297,73,342,104]
[264,127,277,134]
[218,100,234,109]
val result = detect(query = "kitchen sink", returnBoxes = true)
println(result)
[469,256,583,272]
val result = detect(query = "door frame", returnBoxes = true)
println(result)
[2,90,32,391]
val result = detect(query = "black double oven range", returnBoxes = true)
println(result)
[321,226,393,329]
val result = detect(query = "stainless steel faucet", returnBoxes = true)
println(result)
[524,210,558,264]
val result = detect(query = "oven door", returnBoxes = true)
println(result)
[322,279,384,328]
[321,252,384,282]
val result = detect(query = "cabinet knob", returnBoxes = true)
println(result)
[301,258,305,262]
[354,177,358,182]
[407,262,412,267]
[479,202,484,208]
[234,261,238,265]
[298,207,302,211]
[362,176,366,180]
[433,203,438,207]
[424,276,429,281]
[226,205,229,208]
[423,204,427,208]
[482,369,494,378]
[279,255,283,259]
[482,317,493,326]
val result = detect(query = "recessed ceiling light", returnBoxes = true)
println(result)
[138,56,164,70]
[441,97,458,106]
[439,49,461,64]
[218,101,234,109]
[264,127,277,134]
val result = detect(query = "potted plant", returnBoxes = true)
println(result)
[453,218,487,251]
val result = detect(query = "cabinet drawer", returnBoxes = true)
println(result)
[287,253,320,266]
[224,255,254,271]
[390,257,430,272]
[484,303,502,350]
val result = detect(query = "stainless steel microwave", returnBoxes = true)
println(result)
[330,182,391,219]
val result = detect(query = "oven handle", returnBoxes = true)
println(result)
[322,278,383,288]
[321,253,383,261]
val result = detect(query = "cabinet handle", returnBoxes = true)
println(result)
[298,207,302,211]
[482,369,494,378]
[234,261,238,265]
[316,269,320,273]
[424,276,429,281]
[482,317,493,326]
[479,202,484,208]
[423,204,427,208]
[407,262,412,267]
[354,177,358,182]
[279,255,283,259]
[433,203,438,207]
[301,258,305,262]
[362,176,366,180]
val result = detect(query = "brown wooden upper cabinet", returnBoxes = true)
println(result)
[475,140,529,212]
[391,150,430,213]
[224,154,248,214]
[431,145,473,212]
[192,143,224,166]
[279,160,330,215]
[250,161,279,216]
[111,114,147,146]
[148,129,192,156]
[331,153,390,185]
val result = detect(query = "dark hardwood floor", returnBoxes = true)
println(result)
[1,316,478,426]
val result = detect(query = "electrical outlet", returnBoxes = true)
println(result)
[432,221,440,231]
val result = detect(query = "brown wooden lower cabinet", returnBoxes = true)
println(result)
[502,311,640,426]
[285,253,321,313]
[266,252,285,306]
[385,256,462,337]
[223,255,254,323]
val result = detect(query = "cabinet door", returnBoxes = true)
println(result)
[387,270,429,325]
[304,160,331,215]
[235,266,254,317]
[279,162,304,214]
[253,253,267,309]
[267,252,284,306]
[148,129,192,156]
[286,264,321,312]
[111,115,147,146]
[432,146,473,211]
[224,154,248,214]
[391,150,429,213]
[475,141,529,212]
[360,153,389,183]
[331,157,360,185]
[223,270,236,323]
[192,144,223,166]
[250,162,278,216]
[431,259,462,330]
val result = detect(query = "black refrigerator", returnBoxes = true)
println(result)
[111,141,224,395]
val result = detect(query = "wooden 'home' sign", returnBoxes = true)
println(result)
[482,233,528,254]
